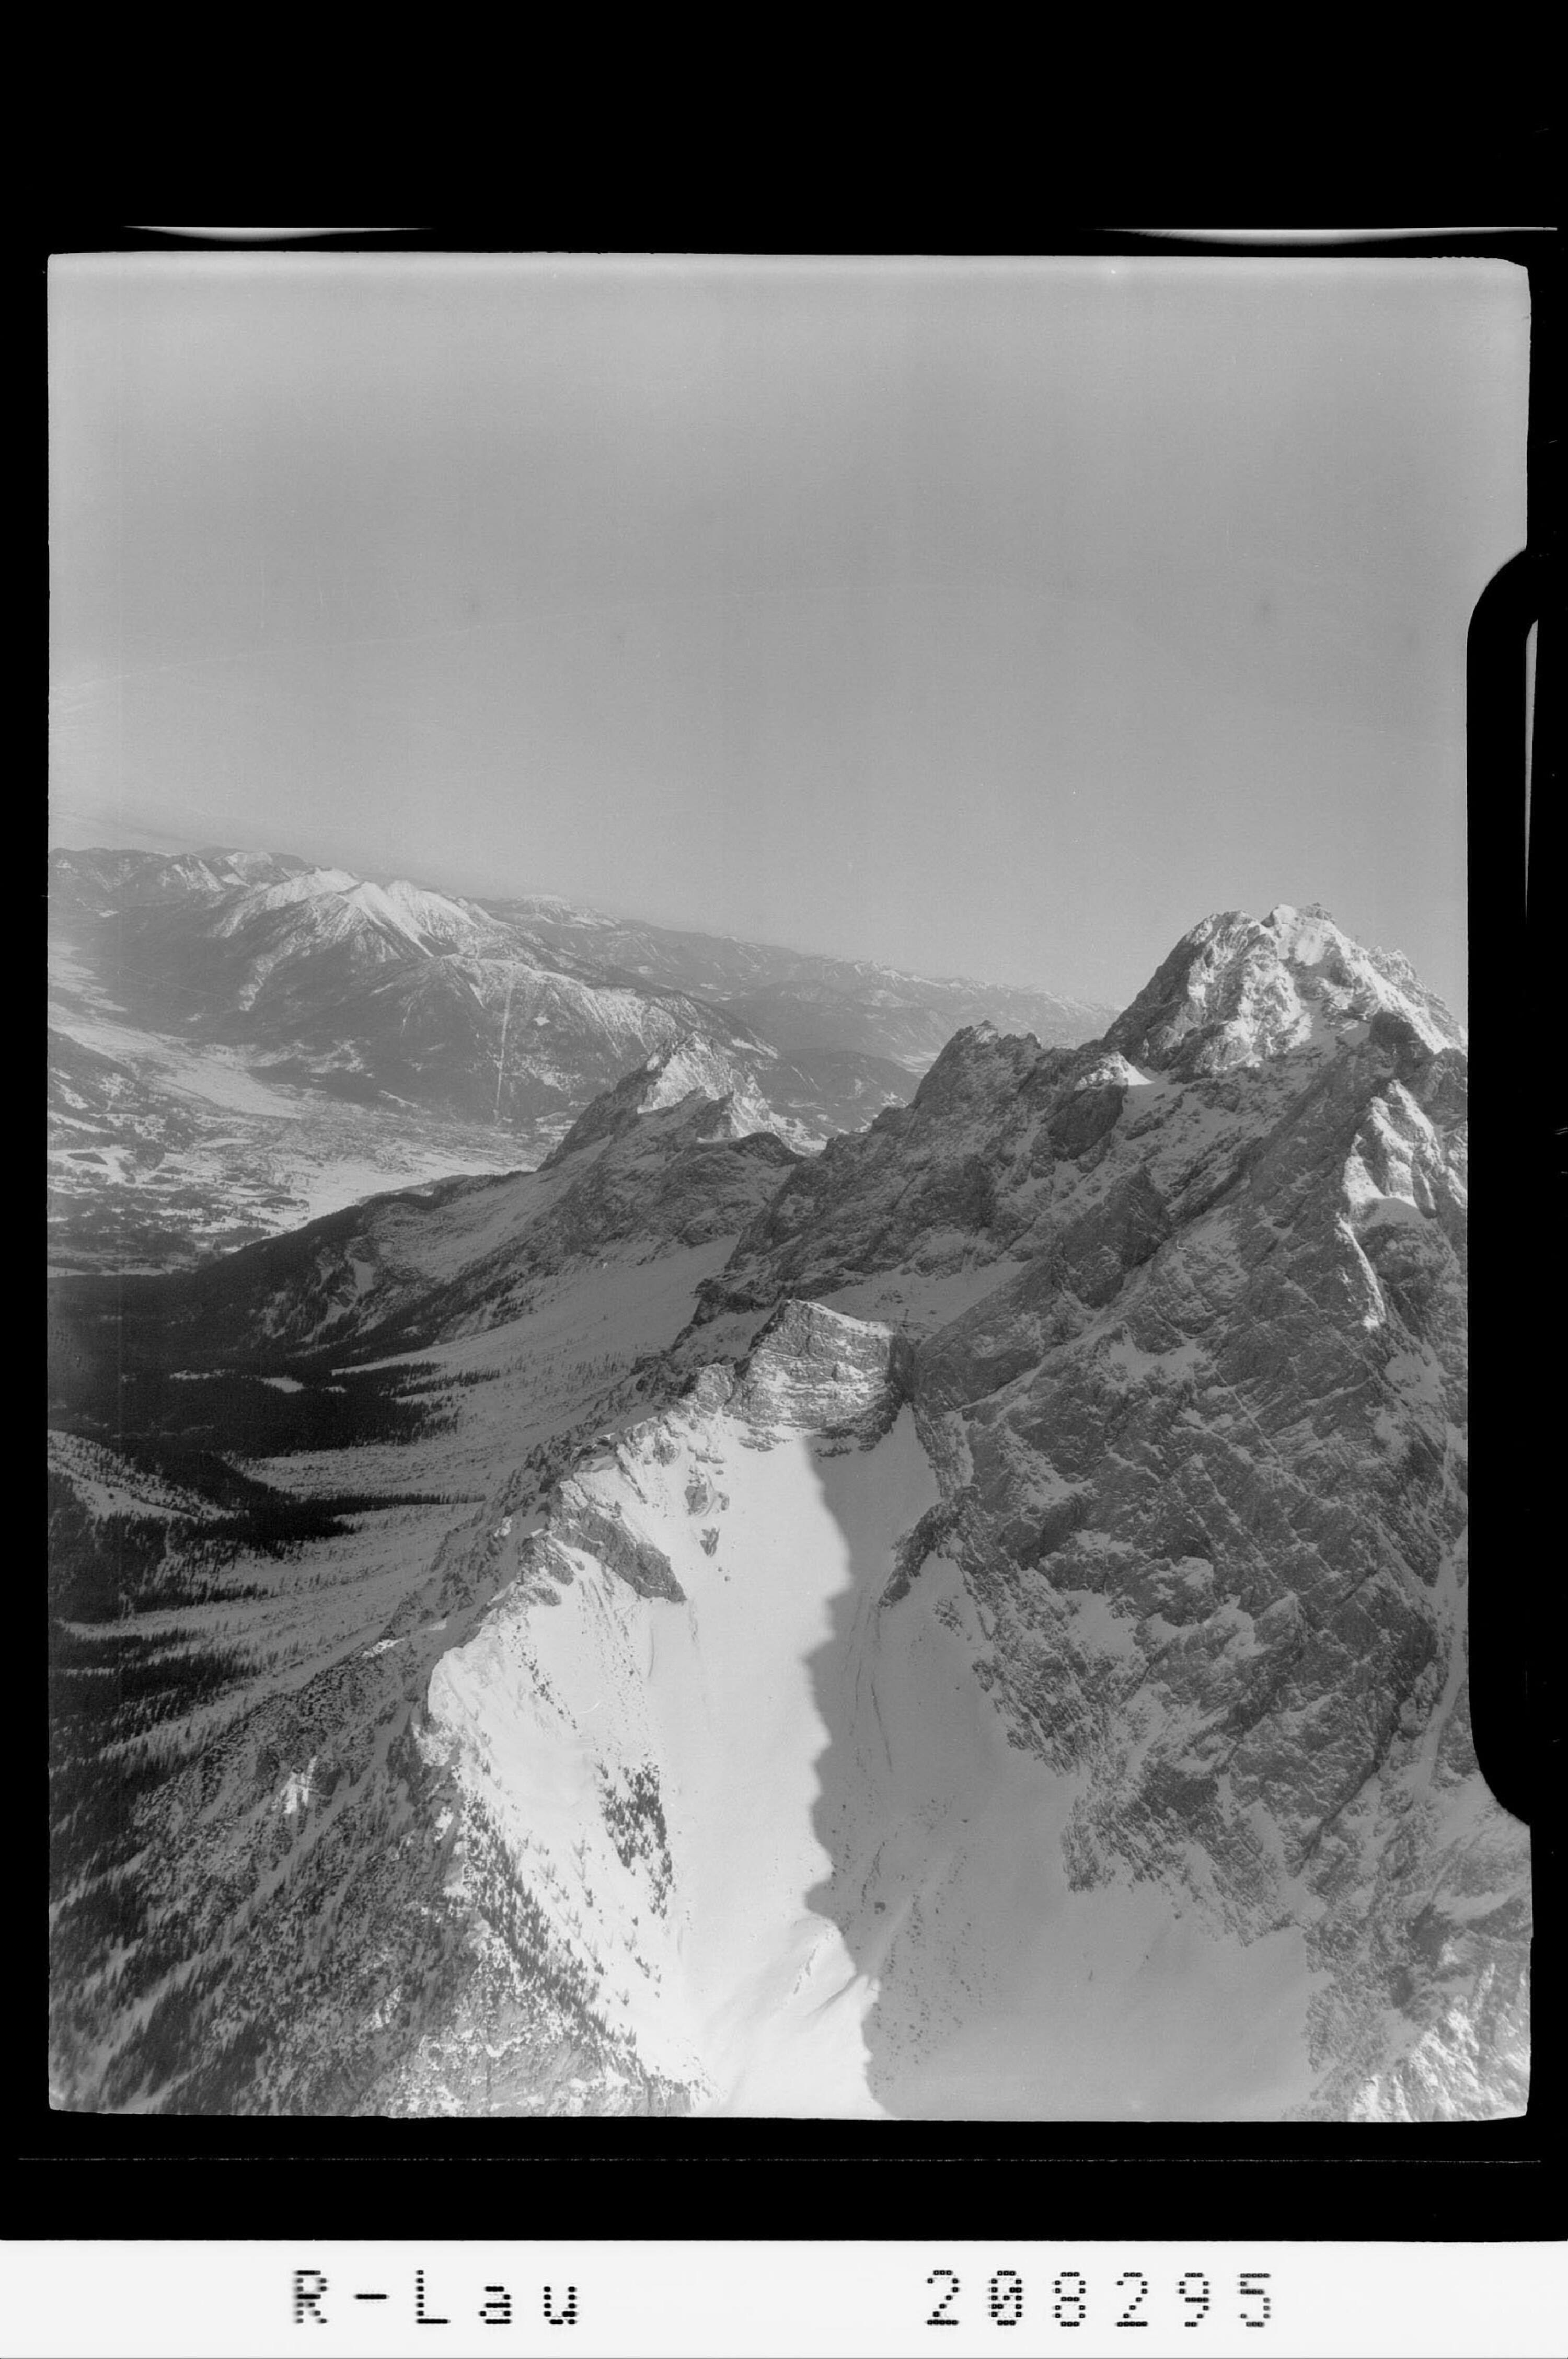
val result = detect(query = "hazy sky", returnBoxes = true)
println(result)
[49,255,1528,1013]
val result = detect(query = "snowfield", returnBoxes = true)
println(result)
[424,1311,1319,2118]
[426,1383,919,2115]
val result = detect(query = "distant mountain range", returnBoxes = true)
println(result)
[48,845,1112,1269]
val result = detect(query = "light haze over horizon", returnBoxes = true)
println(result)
[50,255,1528,1016]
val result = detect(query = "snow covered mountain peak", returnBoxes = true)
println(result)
[1106,904,1463,1078]
[544,1037,812,1167]
[366,876,490,949]
[207,867,492,959]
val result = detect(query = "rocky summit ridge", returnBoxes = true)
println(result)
[694,901,1468,1321]
[1105,902,1463,1074]
[541,1038,810,1166]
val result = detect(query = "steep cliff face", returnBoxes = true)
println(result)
[898,1008,1520,2120]
[406,904,1522,2120]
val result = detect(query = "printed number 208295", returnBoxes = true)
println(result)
[925,2271,1273,2330]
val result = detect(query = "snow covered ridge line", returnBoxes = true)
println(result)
[539,1040,825,1163]
[462,1304,906,1625]
[690,898,1470,1340]
[414,1297,928,2116]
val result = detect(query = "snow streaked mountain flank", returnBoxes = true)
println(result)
[47,902,1521,2122]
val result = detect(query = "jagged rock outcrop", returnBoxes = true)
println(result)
[548,1485,686,1604]
[733,1299,909,1440]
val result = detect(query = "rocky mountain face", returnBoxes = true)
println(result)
[49,846,1111,1271]
[696,903,1466,1316]
[47,902,1523,2121]
[394,904,1521,2119]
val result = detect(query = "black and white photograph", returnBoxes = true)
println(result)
[47,242,1533,2132]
